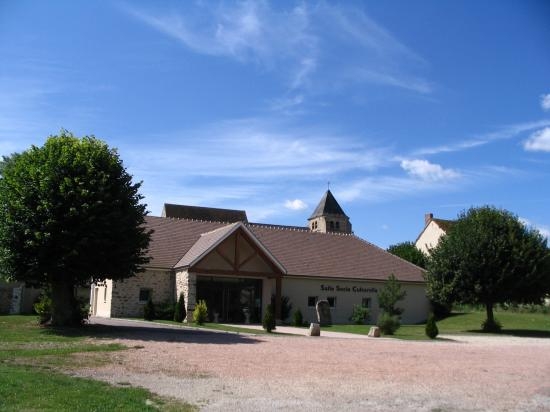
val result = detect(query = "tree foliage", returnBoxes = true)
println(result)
[426,206,550,331]
[378,273,407,317]
[387,241,428,268]
[0,132,151,326]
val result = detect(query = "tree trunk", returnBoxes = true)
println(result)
[50,280,79,326]
[485,302,494,324]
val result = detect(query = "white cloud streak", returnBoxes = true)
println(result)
[520,218,550,240]
[121,1,432,100]
[541,93,550,111]
[414,120,550,156]
[523,127,550,152]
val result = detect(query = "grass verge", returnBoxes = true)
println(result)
[0,315,196,411]
[322,310,550,340]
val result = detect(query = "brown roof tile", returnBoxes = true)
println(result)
[143,216,425,283]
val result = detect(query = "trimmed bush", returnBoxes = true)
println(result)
[34,295,52,325]
[292,309,303,327]
[377,312,400,335]
[425,313,439,339]
[143,297,155,321]
[350,304,369,325]
[263,304,276,332]
[173,293,186,323]
[193,300,208,325]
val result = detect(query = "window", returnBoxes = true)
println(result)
[329,221,334,230]
[361,297,371,308]
[139,288,152,303]
[327,296,336,307]
[335,221,340,230]
[103,284,108,302]
[307,296,318,307]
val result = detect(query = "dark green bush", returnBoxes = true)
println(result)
[193,300,208,325]
[350,304,369,325]
[155,300,175,320]
[143,297,155,321]
[425,313,439,339]
[263,304,276,332]
[377,312,400,335]
[173,293,186,323]
[292,309,303,327]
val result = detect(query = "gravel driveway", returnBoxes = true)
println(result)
[76,317,550,411]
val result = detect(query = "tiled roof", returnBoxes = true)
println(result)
[144,216,424,283]
[162,203,248,223]
[309,190,348,219]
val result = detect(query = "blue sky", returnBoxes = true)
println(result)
[1,1,549,248]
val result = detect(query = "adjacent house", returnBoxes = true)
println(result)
[415,213,455,255]
[91,191,430,324]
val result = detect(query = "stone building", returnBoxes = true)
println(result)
[91,191,429,324]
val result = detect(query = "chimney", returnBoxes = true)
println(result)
[425,213,433,225]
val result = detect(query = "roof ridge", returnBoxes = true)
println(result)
[200,222,239,236]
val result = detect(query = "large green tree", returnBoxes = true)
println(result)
[426,206,550,331]
[387,241,428,268]
[0,132,151,326]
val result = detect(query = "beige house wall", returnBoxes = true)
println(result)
[92,280,112,318]
[282,277,429,324]
[416,221,446,255]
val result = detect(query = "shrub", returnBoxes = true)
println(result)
[377,312,400,335]
[271,295,292,321]
[143,297,155,321]
[155,300,175,320]
[34,295,52,325]
[481,317,502,333]
[263,304,276,332]
[292,309,303,327]
[193,300,208,325]
[173,293,186,323]
[350,305,369,325]
[425,313,439,339]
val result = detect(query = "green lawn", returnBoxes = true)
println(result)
[322,310,550,340]
[0,315,196,411]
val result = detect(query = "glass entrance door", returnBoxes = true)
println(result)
[196,276,262,323]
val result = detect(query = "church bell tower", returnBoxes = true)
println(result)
[308,190,352,234]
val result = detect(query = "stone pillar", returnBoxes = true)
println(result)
[176,270,196,323]
[275,277,282,322]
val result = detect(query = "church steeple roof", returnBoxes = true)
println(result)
[308,190,348,220]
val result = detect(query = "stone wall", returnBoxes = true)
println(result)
[175,270,196,322]
[110,269,174,318]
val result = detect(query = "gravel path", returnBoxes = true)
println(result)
[75,317,550,411]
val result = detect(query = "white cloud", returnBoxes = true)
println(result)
[541,93,550,111]
[523,127,550,152]
[284,199,308,211]
[122,2,431,98]
[400,159,460,181]
[414,120,550,156]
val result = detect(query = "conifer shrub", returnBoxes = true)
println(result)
[350,304,370,325]
[34,294,52,325]
[425,313,439,339]
[173,293,186,323]
[292,309,303,327]
[263,304,276,332]
[377,312,400,335]
[193,300,208,325]
[143,297,155,321]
